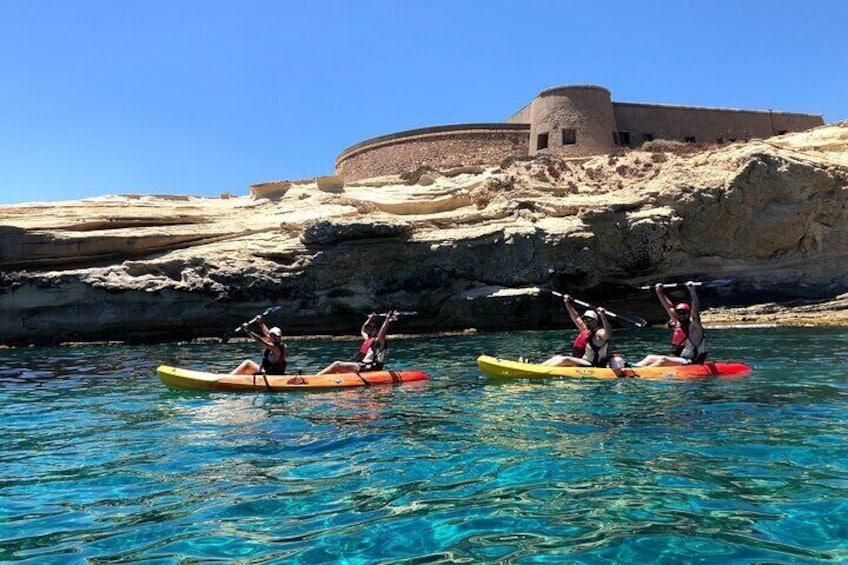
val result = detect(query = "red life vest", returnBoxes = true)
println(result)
[671,322,707,362]
[572,328,609,367]
[671,326,688,348]
[572,329,592,358]
[354,337,375,362]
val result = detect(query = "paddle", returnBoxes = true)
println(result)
[377,311,418,317]
[221,305,282,343]
[546,289,647,329]
[638,279,733,290]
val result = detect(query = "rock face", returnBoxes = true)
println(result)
[2,124,848,345]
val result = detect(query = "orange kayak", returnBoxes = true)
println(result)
[157,365,430,392]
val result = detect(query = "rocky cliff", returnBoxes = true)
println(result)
[2,124,847,345]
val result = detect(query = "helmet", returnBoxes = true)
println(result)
[674,303,691,316]
[269,327,283,337]
[582,310,599,320]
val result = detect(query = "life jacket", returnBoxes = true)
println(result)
[671,322,707,363]
[571,328,609,367]
[261,345,287,375]
[353,337,387,369]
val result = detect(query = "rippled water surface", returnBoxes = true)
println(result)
[1,327,847,563]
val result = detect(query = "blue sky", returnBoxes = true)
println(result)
[1,0,845,204]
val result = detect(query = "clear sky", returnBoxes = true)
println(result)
[1,0,845,205]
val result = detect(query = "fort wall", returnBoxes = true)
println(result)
[334,85,824,181]
[529,85,617,156]
[335,124,530,182]
[612,103,824,146]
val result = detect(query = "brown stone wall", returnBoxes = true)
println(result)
[613,103,824,146]
[529,85,617,156]
[336,127,530,181]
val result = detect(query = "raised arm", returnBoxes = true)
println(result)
[596,307,612,342]
[241,323,274,349]
[375,310,393,347]
[258,318,271,339]
[360,313,377,340]
[686,281,702,325]
[562,295,586,331]
[655,282,677,321]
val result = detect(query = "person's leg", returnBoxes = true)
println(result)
[636,355,685,367]
[230,360,261,374]
[541,355,591,367]
[634,354,660,367]
[317,361,363,375]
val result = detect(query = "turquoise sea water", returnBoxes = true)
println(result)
[1,327,847,564]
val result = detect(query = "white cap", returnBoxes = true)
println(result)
[582,310,598,320]
[269,327,282,337]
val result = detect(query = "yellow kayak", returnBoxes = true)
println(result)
[477,355,753,381]
[157,365,430,392]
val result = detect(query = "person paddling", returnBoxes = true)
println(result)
[634,281,708,367]
[541,295,612,367]
[230,317,287,375]
[317,310,395,375]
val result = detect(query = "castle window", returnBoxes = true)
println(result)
[642,133,654,142]
[684,136,696,143]
[537,132,549,150]
[617,131,631,146]
[561,128,576,145]
[716,137,725,144]
[777,130,788,135]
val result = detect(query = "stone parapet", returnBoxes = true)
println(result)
[336,125,530,181]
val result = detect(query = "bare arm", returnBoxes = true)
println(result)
[597,307,612,342]
[242,324,275,349]
[360,313,376,340]
[563,295,586,331]
[686,281,702,325]
[258,319,271,339]
[375,310,393,347]
[655,283,677,322]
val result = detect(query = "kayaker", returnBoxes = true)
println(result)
[316,310,395,375]
[541,295,612,367]
[230,317,287,375]
[634,281,708,366]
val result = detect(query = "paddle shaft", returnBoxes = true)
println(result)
[638,279,732,290]
[550,291,633,324]
[232,305,282,333]
[377,311,417,316]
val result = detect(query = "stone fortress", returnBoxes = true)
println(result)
[335,84,824,181]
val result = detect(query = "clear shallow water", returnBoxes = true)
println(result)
[1,327,847,564]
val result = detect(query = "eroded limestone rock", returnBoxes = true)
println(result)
[2,123,848,344]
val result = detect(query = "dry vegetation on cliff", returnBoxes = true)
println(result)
[1,123,847,344]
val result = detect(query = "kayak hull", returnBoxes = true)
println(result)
[157,365,430,392]
[477,355,752,381]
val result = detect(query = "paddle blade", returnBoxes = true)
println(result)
[613,313,648,329]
